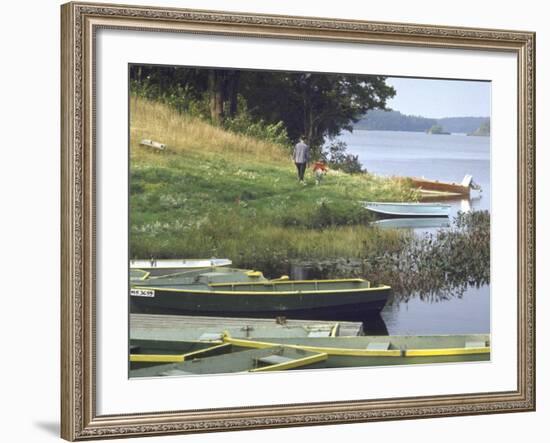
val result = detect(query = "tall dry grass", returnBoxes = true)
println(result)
[130,96,290,164]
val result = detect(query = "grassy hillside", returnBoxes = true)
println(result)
[130,97,416,273]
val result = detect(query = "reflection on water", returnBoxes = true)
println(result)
[371,217,450,230]
[382,284,490,335]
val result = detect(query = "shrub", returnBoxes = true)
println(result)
[130,80,210,119]
[324,140,364,174]
[223,107,291,147]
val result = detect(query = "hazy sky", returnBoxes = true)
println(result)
[385,77,491,119]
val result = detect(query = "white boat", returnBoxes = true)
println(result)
[364,202,451,218]
[130,258,232,277]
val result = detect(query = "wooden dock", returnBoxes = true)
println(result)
[130,314,363,341]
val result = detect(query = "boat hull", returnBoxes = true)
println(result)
[224,334,491,368]
[364,202,451,218]
[130,259,232,277]
[130,286,391,321]
[130,346,327,377]
[317,353,490,367]
[411,178,470,196]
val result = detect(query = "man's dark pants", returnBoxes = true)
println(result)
[295,162,306,181]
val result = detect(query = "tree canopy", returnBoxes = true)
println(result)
[130,65,396,151]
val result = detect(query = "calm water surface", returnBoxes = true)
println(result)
[337,130,491,335]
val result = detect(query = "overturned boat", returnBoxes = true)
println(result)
[411,174,481,198]
[130,267,391,320]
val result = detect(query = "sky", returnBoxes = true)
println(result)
[385,77,491,119]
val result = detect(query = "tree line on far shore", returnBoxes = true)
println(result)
[355,109,490,135]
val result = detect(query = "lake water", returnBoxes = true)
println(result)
[337,130,491,335]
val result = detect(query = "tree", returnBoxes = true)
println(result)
[239,71,395,153]
[207,70,241,123]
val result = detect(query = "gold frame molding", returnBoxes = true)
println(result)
[61,1,536,440]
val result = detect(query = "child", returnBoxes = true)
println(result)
[312,160,328,185]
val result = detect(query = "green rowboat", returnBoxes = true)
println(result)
[129,345,327,377]
[130,338,240,370]
[222,334,491,367]
[130,267,391,320]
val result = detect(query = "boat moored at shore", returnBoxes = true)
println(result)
[364,201,451,218]
[130,258,232,277]
[130,267,391,320]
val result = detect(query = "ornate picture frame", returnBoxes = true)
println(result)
[61,1,535,440]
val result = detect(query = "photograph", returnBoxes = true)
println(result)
[128,65,491,377]
[59,2,536,439]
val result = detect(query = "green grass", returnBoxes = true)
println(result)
[130,97,417,269]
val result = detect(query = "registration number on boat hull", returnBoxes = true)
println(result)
[131,288,155,298]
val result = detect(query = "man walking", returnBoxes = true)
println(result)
[293,136,310,184]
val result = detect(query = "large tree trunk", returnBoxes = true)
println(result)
[226,70,240,118]
[302,94,315,151]
[208,70,225,124]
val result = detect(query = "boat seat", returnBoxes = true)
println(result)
[256,355,294,365]
[198,332,223,341]
[307,330,332,338]
[366,342,391,351]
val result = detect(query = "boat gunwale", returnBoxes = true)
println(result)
[223,336,491,357]
[130,284,391,296]
[130,342,231,363]
[366,209,450,217]
[224,335,403,357]
[249,351,328,372]
[133,267,258,281]
[208,278,368,287]
[363,201,452,207]
[130,259,233,269]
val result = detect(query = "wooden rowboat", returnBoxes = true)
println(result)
[410,174,480,197]
[130,267,391,320]
[222,334,491,368]
[129,334,490,377]
[364,202,451,218]
[129,346,327,377]
[130,258,232,277]
[129,338,236,370]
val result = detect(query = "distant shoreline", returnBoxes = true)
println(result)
[345,128,486,136]
[354,109,490,135]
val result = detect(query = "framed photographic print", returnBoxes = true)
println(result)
[61,1,536,440]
